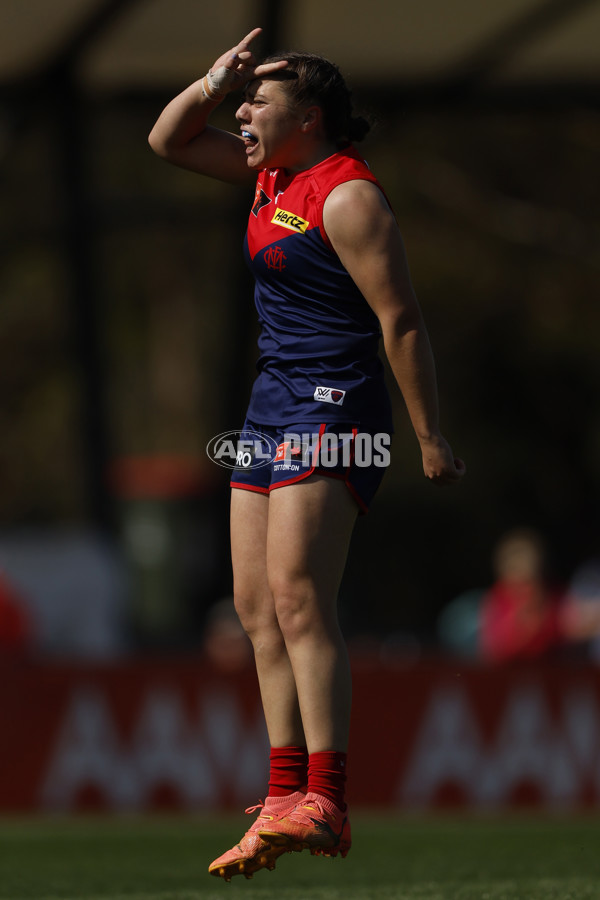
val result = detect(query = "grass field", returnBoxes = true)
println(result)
[1,813,600,900]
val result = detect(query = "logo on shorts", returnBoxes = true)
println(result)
[275,440,310,464]
[206,430,278,470]
[314,386,346,406]
[271,208,310,234]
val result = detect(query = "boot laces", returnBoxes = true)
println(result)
[245,800,271,825]
[245,801,265,816]
[290,798,329,826]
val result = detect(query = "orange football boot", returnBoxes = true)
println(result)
[258,791,351,858]
[208,791,305,881]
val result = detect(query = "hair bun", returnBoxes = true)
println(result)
[348,115,371,143]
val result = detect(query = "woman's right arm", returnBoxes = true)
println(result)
[148,80,249,183]
[148,27,286,184]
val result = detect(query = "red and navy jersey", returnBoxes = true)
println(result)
[243,146,393,428]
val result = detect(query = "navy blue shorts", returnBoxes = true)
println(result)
[230,420,391,514]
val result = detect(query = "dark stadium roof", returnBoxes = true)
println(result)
[2,0,599,93]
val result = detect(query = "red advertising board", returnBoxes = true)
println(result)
[2,657,600,811]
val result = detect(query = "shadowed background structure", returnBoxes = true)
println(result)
[0,0,599,655]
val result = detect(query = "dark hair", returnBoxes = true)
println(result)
[261,51,371,147]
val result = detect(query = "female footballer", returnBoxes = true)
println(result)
[149,27,465,882]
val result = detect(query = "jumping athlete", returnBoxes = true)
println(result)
[149,27,465,882]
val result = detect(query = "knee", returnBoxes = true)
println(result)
[270,578,316,644]
[233,590,284,650]
[232,590,258,636]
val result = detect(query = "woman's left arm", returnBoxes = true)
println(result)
[323,179,465,486]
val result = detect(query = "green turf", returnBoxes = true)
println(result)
[0,814,599,900]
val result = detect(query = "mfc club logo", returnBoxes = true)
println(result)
[206,430,277,470]
[264,246,286,271]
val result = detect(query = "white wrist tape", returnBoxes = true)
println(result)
[201,64,237,100]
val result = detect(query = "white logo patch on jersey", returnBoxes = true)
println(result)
[314,386,346,406]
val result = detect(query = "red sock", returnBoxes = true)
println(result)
[268,745,308,797]
[308,750,347,810]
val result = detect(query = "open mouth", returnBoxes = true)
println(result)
[241,130,259,151]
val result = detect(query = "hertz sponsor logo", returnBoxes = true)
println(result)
[271,208,310,233]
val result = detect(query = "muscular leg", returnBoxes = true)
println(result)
[214,479,356,874]
[208,488,307,881]
[230,487,304,747]
[266,476,358,753]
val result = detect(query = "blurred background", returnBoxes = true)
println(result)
[2,0,600,817]
[0,0,599,661]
